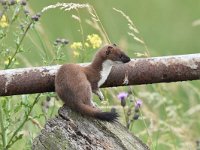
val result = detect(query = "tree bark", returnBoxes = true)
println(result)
[0,53,200,96]
[32,105,149,150]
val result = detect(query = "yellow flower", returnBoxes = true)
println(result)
[73,51,80,57]
[0,15,9,28]
[70,42,82,50]
[4,59,9,65]
[134,52,148,57]
[87,34,102,49]
[4,56,16,65]
[84,42,89,48]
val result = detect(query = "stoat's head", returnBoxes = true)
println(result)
[99,44,130,64]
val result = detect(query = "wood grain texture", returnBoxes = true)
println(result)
[32,105,149,150]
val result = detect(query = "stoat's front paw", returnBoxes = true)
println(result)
[94,89,105,101]
[99,93,104,101]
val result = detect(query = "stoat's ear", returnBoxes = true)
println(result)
[106,46,113,55]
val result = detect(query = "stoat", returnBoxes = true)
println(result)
[55,44,130,121]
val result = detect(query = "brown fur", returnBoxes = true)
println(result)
[55,44,130,121]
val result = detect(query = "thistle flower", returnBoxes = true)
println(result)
[9,0,16,5]
[31,13,41,22]
[20,0,26,6]
[61,39,68,45]
[135,99,142,108]
[117,92,128,100]
[54,38,68,45]
[0,0,7,5]
[135,99,142,112]
[55,38,61,43]
[24,9,30,16]
[117,92,128,107]
[132,99,142,120]
[133,113,140,120]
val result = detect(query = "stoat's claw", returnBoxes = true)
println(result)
[95,89,104,101]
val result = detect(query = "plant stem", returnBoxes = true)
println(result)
[50,99,56,118]
[91,5,111,44]
[123,107,128,128]
[6,94,41,149]
[10,5,22,26]
[76,9,86,63]
[0,101,7,150]
[33,28,49,62]
[129,118,135,131]
[5,21,33,69]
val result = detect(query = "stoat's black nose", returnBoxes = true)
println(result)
[122,55,131,63]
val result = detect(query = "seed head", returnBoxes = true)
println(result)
[133,113,140,120]
[20,0,26,6]
[9,0,16,6]
[0,0,7,5]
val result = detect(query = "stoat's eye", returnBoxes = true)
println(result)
[106,46,113,55]
[119,54,123,58]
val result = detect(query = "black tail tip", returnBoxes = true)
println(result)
[95,111,119,122]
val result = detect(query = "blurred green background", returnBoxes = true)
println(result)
[17,0,200,66]
[1,0,200,150]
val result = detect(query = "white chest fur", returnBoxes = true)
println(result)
[98,60,114,87]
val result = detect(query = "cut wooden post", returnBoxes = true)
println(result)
[32,105,150,150]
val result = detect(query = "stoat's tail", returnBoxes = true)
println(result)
[76,103,118,122]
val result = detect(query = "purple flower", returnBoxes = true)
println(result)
[117,92,128,101]
[135,99,142,107]
[117,92,128,107]
[135,99,142,112]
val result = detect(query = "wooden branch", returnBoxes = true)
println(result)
[32,105,150,150]
[0,54,200,96]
